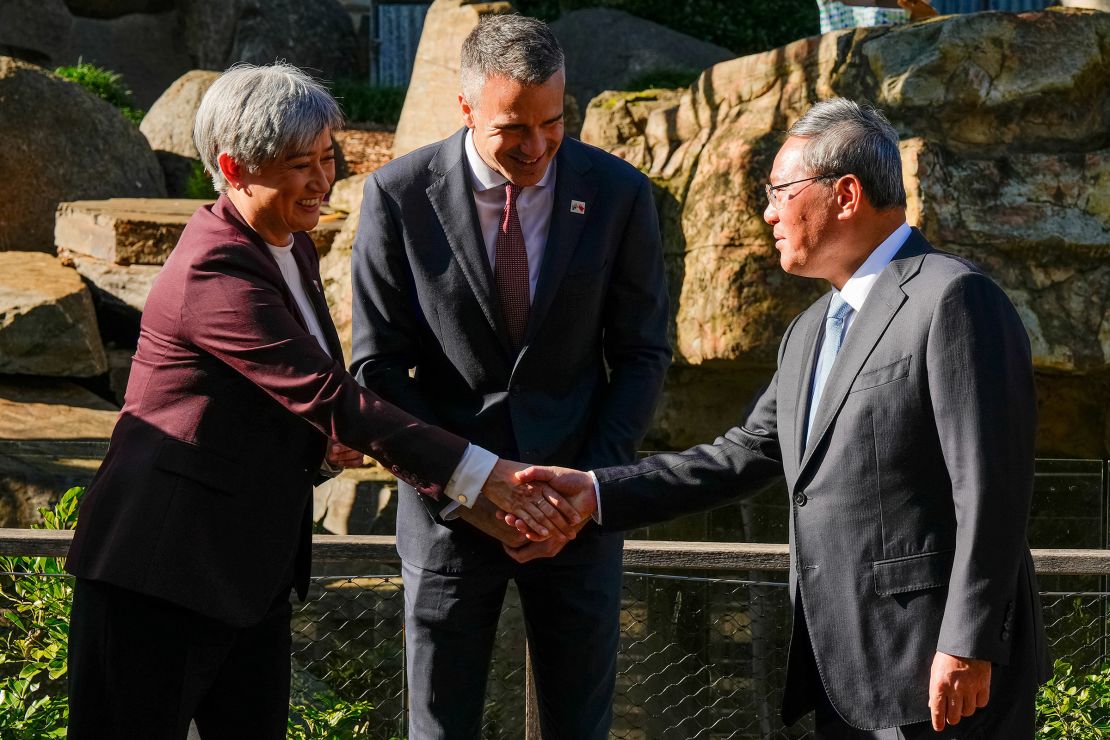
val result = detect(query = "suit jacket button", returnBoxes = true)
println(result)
[457,494,468,504]
[390,465,401,474]
[793,491,808,507]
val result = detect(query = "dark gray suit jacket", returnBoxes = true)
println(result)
[351,130,671,572]
[595,230,1050,729]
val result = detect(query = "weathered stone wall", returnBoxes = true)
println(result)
[582,8,1110,457]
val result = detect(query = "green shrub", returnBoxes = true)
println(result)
[330,79,406,126]
[288,694,384,739]
[516,0,820,57]
[1037,659,1110,739]
[186,160,219,201]
[54,61,144,125]
[0,486,83,737]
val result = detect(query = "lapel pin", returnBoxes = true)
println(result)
[570,200,586,215]
[313,279,322,293]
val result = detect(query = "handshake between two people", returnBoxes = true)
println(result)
[475,460,599,564]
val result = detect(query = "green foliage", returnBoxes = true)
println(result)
[54,61,144,125]
[515,0,819,56]
[0,486,83,737]
[1037,659,1110,739]
[623,67,701,92]
[287,694,383,739]
[186,160,219,201]
[330,79,406,125]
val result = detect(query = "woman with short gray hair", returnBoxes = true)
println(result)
[64,62,490,738]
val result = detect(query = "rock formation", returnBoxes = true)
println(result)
[392,0,513,158]
[581,8,1110,457]
[0,56,166,252]
[0,253,107,377]
[550,8,733,114]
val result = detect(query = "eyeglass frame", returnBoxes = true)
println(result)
[765,172,844,210]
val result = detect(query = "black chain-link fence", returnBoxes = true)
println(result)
[280,567,1108,740]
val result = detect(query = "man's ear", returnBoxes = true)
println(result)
[834,174,865,221]
[459,93,475,129]
[217,152,244,190]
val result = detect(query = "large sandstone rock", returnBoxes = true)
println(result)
[139,70,219,194]
[0,0,73,67]
[581,8,1110,457]
[0,380,116,527]
[392,0,513,158]
[0,253,107,377]
[180,0,357,83]
[0,57,165,252]
[550,8,733,114]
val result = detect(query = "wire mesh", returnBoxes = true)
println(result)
[1,569,1106,738]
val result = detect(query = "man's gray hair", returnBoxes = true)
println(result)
[460,14,564,107]
[788,98,906,210]
[194,62,344,193]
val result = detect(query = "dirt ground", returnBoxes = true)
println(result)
[335,127,395,175]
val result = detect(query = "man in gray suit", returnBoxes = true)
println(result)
[350,14,670,739]
[514,99,1050,738]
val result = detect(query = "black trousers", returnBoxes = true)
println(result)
[402,547,623,740]
[67,578,292,740]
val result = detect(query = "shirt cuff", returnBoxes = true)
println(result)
[441,444,498,521]
[589,470,602,525]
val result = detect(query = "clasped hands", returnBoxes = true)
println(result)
[479,462,597,562]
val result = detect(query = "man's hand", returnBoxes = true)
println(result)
[928,651,991,731]
[506,466,598,539]
[327,442,365,468]
[481,459,581,540]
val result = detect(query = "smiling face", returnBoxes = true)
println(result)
[226,128,336,245]
[460,70,565,187]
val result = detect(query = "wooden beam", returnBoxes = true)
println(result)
[2,530,1108,577]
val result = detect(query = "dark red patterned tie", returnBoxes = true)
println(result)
[494,183,530,349]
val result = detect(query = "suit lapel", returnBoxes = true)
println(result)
[426,130,512,354]
[526,139,597,345]
[798,231,932,475]
[791,299,826,471]
[290,239,345,362]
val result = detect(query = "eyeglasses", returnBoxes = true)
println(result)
[765,173,842,210]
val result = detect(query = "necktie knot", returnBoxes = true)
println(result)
[828,294,852,324]
[505,183,520,208]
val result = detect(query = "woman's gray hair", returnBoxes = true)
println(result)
[788,98,906,210]
[460,14,564,107]
[194,62,344,193]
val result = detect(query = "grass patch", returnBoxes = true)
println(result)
[54,61,144,125]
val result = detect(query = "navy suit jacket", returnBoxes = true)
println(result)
[351,130,671,572]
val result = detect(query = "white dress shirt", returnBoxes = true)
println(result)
[440,130,558,519]
[590,222,914,523]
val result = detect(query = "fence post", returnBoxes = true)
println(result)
[525,640,542,740]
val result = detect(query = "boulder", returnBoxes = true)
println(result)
[328,173,370,214]
[0,253,107,377]
[180,0,358,83]
[63,0,173,19]
[392,0,513,158]
[581,8,1110,457]
[0,379,116,528]
[0,0,73,67]
[139,71,219,197]
[53,11,193,109]
[550,8,733,114]
[0,57,165,253]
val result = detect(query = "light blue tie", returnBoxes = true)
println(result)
[806,293,854,444]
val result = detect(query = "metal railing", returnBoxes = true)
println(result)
[2,531,1109,739]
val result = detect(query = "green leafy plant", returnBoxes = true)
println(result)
[186,160,219,200]
[288,693,383,739]
[1037,659,1110,739]
[0,486,83,737]
[54,61,144,125]
[330,79,406,125]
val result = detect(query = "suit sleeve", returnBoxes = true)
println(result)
[179,240,468,495]
[594,315,796,531]
[928,272,1036,666]
[574,174,672,471]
